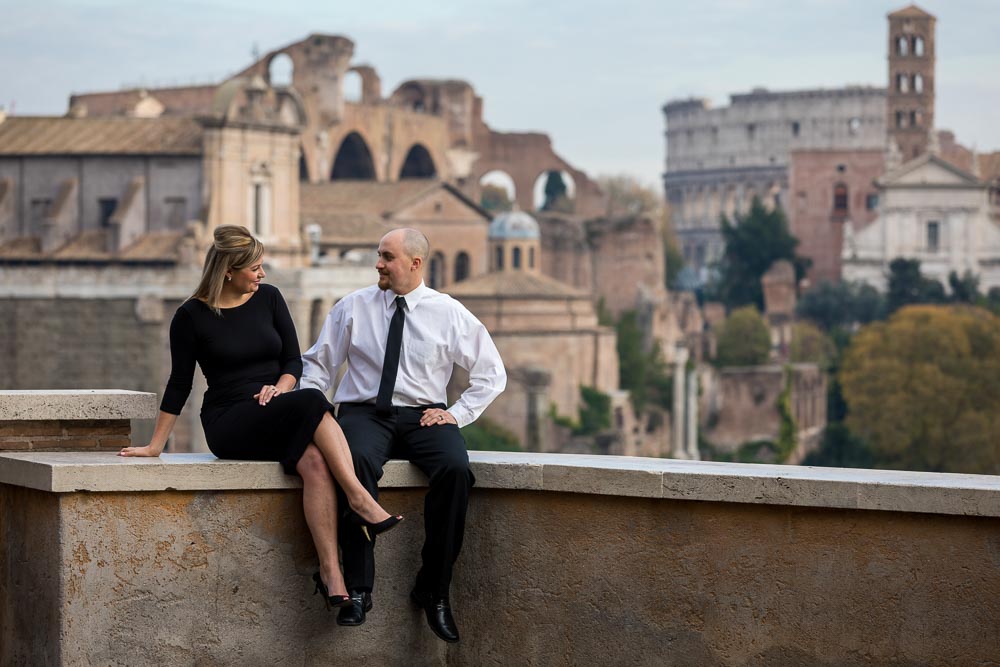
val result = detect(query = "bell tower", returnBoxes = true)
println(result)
[887,5,936,161]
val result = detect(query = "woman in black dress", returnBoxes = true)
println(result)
[119,225,400,608]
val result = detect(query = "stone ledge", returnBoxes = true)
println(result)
[1,450,998,518]
[0,390,158,421]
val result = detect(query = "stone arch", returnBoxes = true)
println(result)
[895,35,908,56]
[479,170,516,212]
[429,251,446,288]
[267,52,294,87]
[723,185,737,221]
[912,35,925,56]
[533,169,576,212]
[343,70,363,103]
[299,148,309,182]
[913,73,924,93]
[454,251,470,282]
[896,72,909,93]
[743,185,757,214]
[393,82,438,113]
[399,144,437,179]
[331,132,376,180]
[833,182,848,216]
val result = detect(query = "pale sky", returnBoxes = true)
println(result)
[2,0,998,188]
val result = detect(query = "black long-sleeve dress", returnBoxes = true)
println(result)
[160,283,333,473]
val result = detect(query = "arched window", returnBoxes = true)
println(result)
[454,252,470,283]
[330,132,376,180]
[896,73,908,93]
[913,74,924,93]
[833,183,848,217]
[528,247,535,269]
[429,252,445,289]
[495,246,504,270]
[268,53,294,87]
[913,36,925,56]
[399,144,436,179]
[512,246,522,269]
[298,151,309,182]
[896,35,908,56]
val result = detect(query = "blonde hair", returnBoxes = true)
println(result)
[191,225,264,315]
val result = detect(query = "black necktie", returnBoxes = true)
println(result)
[376,296,407,415]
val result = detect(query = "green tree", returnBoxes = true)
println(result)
[461,418,522,452]
[541,171,572,212]
[714,197,809,310]
[796,280,885,331]
[577,386,612,435]
[480,184,513,213]
[948,270,980,304]
[615,310,673,414]
[840,304,1000,474]
[886,258,945,314]
[789,321,836,369]
[715,306,771,366]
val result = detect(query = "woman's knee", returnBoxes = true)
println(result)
[296,444,331,480]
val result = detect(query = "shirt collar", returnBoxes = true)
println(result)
[385,281,428,312]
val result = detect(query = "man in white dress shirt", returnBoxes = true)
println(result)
[301,227,506,642]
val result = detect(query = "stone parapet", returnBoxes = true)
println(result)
[2,451,998,517]
[0,390,158,452]
[2,393,999,665]
[0,390,157,421]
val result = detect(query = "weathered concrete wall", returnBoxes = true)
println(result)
[0,486,62,666]
[462,491,1000,666]
[5,476,999,666]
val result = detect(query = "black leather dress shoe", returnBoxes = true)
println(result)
[410,588,460,643]
[336,590,373,626]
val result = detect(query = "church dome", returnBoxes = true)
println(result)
[488,209,540,240]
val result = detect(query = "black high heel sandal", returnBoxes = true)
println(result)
[313,571,352,610]
[351,513,403,542]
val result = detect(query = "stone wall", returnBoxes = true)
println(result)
[701,364,826,459]
[2,441,998,666]
[788,148,884,286]
[663,86,887,275]
[0,155,201,240]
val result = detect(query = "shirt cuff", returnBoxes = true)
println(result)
[449,405,474,429]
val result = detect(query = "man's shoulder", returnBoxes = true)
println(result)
[338,284,382,307]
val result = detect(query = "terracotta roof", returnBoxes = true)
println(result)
[0,237,42,259]
[0,230,183,263]
[69,85,218,117]
[119,231,185,261]
[51,229,110,259]
[0,116,203,156]
[888,4,934,18]
[301,180,485,246]
[977,152,1000,183]
[445,270,588,299]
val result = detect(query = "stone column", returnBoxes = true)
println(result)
[685,366,701,460]
[671,346,689,458]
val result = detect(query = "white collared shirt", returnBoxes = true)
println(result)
[301,281,506,427]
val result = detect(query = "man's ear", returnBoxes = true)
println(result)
[411,256,423,272]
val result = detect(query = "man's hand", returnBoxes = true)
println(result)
[420,408,456,427]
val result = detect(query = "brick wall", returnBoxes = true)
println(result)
[0,419,130,451]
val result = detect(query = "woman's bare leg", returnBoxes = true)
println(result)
[296,445,347,597]
[313,412,395,525]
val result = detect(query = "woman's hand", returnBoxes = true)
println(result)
[420,408,456,427]
[118,444,163,457]
[253,384,283,406]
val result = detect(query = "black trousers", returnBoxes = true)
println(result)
[337,402,474,597]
